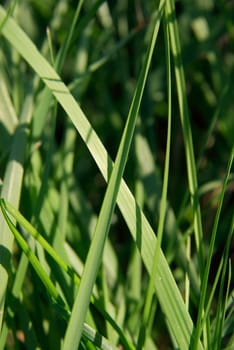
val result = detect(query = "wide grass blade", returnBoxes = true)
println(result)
[0,6,202,349]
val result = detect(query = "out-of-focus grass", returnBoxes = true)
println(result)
[0,1,233,349]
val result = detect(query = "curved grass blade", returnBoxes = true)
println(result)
[0,199,120,350]
[0,6,202,349]
[0,198,135,350]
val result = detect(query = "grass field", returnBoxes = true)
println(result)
[0,1,233,349]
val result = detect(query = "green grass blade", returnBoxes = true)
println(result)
[137,10,172,348]
[62,3,165,348]
[166,0,204,270]
[0,6,202,349]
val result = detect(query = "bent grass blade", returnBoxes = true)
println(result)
[0,200,124,350]
[0,198,134,350]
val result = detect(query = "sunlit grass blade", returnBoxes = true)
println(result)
[0,6,202,349]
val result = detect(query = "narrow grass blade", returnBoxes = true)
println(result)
[62,3,165,348]
[0,7,203,349]
[166,0,204,271]
[137,10,172,348]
